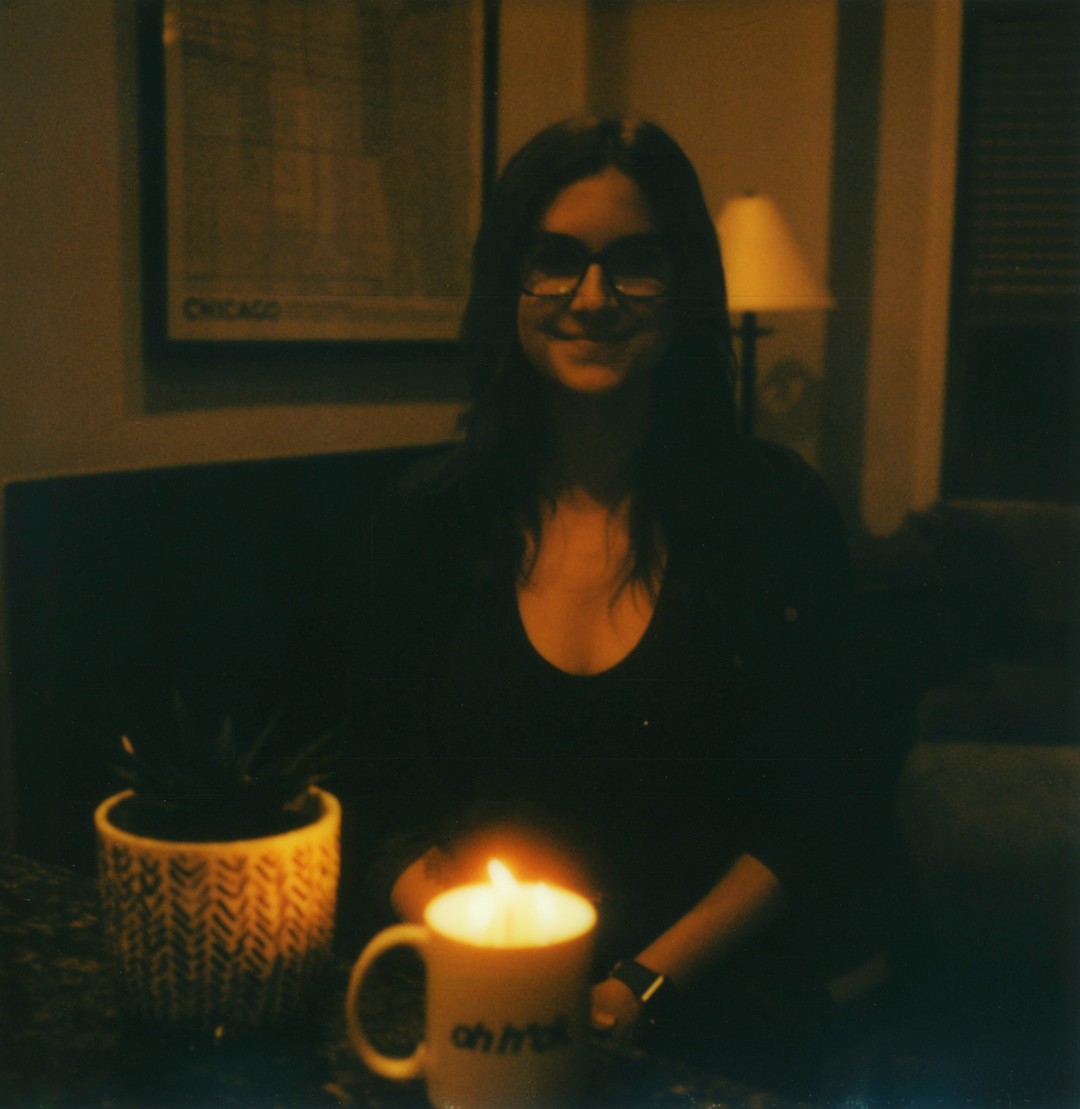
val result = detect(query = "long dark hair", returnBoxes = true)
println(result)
[451,117,740,590]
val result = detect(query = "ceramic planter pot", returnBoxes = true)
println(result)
[94,786,341,1032]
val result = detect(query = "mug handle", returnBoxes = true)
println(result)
[345,924,430,1081]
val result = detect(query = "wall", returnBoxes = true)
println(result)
[498,0,590,165]
[860,0,961,534]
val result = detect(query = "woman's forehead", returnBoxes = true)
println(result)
[537,167,658,248]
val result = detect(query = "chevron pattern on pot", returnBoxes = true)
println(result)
[95,788,341,1030]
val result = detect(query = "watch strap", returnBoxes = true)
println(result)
[609,959,674,1007]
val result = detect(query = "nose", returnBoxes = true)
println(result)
[568,262,616,311]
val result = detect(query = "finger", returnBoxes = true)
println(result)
[591,1009,616,1031]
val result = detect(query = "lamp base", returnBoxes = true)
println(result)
[737,311,773,436]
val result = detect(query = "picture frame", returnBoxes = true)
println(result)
[138,0,496,352]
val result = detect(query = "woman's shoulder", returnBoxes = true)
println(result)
[718,438,852,591]
[732,438,838,519]
[373,445,466,524]
[369,445,481,582]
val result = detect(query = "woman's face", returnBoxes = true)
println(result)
[516,167,673,398]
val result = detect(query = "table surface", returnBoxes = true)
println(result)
[0,853,807,1108]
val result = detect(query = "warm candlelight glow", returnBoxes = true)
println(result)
[465,887,498,936]
[425,859,596,948]
[534,882,558,936]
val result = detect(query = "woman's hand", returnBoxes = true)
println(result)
[589,855,785,1047]
[389,847,458,923]
[590,977,642,1042]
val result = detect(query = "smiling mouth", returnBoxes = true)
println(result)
[554,332,633,343]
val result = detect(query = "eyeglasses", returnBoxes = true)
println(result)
[519,234,672,300]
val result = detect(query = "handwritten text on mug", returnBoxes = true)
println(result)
[451,1016,572,1055]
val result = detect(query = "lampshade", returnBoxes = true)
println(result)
[715,193,835,313]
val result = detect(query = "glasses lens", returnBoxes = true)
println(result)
[606,239,671,298]
[521,240,587,297]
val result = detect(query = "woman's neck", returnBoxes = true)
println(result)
[543,386,648,510]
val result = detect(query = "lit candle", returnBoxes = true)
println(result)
[427,859,595,949]
[346,854,597,1106]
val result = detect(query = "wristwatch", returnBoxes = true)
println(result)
[609,959,677,1023]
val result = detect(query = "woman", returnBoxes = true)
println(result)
[354,118,879,1086]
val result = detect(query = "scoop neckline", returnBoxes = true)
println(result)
[513,565,667,680]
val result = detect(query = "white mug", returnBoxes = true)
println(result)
[346,878,596,1109]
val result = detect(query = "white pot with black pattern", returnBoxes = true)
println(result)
[94,786,341,1033]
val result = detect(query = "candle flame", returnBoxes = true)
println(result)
[487,858,517,894]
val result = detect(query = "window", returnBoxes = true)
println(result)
[943,0,1080,502]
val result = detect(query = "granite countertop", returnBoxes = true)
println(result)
[0,853,800,1108]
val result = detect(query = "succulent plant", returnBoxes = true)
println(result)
[110,691,342,841]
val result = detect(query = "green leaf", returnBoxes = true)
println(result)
[238,711,283,775]
[113,691,344,838]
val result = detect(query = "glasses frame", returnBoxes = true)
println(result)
[518,233,673,301]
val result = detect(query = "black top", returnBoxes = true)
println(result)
[346,439,880,963]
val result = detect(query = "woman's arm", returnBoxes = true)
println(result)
[591,852,785,1037]
[389,846,461,923]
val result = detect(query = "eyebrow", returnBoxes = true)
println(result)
[529,231,666,250]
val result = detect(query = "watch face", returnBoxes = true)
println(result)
[637,973,667,1004]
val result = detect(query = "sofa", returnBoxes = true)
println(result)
[841,499,1080,1105]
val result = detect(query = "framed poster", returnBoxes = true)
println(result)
[143,0,492,346]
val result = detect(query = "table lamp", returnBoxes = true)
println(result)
[715,193,835,434]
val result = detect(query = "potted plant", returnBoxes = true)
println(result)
[94,694,343,1033]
